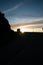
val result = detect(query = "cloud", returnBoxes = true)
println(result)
[3,2,23,13]
[8,16,43,25]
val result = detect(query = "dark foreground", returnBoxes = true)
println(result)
[0,32,43,65]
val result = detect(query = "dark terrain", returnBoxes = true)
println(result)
[0,32,43,65]
[0,12,43,65]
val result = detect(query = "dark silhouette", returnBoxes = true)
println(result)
[17,28,20,33]
[0,12,10,32]
[0,12,16,47]
[0,12,43,65]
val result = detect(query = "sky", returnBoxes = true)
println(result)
[0,0,43,24]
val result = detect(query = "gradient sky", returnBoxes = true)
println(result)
[0,0,43,24]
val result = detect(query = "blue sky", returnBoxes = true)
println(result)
[0,0,43,24]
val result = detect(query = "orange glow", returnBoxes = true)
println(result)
[11,24,43,32]
[20,28,33,32]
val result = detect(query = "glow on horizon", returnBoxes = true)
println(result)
[11,28,43,32]
[20,28,34,33]
[11,24,43,32]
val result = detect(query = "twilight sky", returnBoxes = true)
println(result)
[0,0,43,24]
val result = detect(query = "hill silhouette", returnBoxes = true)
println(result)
[0,12,17,46]
[0,12,43,65]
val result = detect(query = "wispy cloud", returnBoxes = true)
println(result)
[3,2,23,13]
[8,16,43,25]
